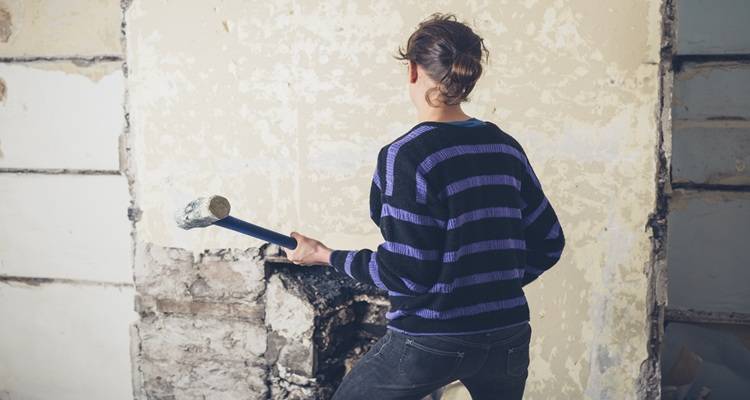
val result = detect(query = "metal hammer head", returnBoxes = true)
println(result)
[175,195,231,229]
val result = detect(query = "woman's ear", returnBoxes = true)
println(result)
[408,60,418,84]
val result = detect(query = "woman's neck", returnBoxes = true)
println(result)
[417,104,471,123]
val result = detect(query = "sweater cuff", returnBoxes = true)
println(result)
[329,250,351,275]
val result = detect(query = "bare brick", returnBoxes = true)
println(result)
[140,359,268,400]
[139,315,267,362]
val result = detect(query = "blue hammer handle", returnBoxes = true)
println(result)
[214,216,298,249]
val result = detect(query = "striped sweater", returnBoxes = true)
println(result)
[329,120,565,335]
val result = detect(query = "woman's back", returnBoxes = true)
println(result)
[353,120,564,335]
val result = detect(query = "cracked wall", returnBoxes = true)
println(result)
[0,1,667,399]
[132,244,388,399]
[127,1,663,399]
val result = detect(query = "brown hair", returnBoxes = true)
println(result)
[397,13,489,106]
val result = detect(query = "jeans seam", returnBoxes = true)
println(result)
[425,323,531,349]
[377,332,392,357]
[506,343,530,377]
[489,323,531,347]
[398,338,408,375]
[398,338,465,378]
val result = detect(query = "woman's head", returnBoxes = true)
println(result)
[397,14,488,108]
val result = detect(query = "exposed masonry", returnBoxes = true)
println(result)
[115,2,390,398]
[132,243,387,399]
[638,0,674,398]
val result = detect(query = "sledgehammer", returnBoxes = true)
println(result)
[175,195,297,249]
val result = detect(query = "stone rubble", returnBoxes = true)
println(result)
[132,243,388,399]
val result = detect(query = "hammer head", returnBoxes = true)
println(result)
[175,195,231,229]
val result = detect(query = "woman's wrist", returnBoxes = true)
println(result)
[317,245,333,266]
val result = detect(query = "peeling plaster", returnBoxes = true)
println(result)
[15,60,123,82]
[127,1,663,399]
[0,4,11,42]
[0,0,123,57]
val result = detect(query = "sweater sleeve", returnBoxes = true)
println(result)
[369,167,383,226]
[518,154,565,286]
[329,147,445,295]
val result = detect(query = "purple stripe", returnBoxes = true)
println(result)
[522,197,548,227]
[545,221,561,239]
[447,207,522,230]
[415,143,534,203]
[392,269,523,296]
[386,125,435,196]
[382,241,441,261]
[443,239,526,263]
[437,175,521,201]
[368,253,387,291]
[387,320,530,336]
[388,291,416,297]
[415,175,429,203]
[372,169,381,190]
[415,171,429,203]
[386,295,527,320]
[400,276,429,293]
[429,269,524,293]
[381,203,446,228]
[343,251,355,277]
[419,144,527,175]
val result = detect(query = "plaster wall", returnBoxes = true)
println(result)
[127,1,663,398]
[0,62,125,170]
[0,1,133,399]
[0,0,122,57]
[0,282,136,400]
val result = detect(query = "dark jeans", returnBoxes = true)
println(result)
[332,322,531,400]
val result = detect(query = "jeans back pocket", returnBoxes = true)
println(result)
[398,337,464,385]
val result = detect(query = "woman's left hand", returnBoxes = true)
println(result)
[282,231,333,266]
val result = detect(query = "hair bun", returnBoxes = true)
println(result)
[443,51,482,101]
[451,52,481,81]
[396,13,488,105]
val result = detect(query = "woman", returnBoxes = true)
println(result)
[283,13,565,400]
